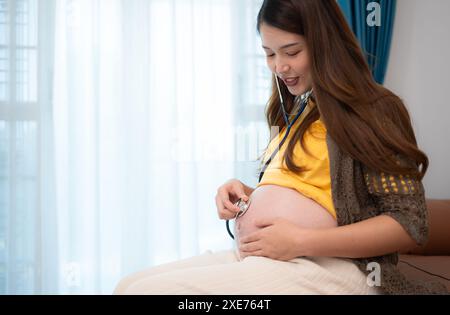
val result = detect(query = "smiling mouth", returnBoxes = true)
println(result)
[283,77,299,87]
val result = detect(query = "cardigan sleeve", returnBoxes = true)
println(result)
[362,160,429,246]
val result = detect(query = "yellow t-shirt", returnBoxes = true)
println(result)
[257,101,336,219]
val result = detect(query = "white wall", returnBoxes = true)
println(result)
[384,0,450,198]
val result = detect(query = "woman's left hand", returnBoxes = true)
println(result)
[238,217,314,261]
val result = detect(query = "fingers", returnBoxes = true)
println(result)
[215,192,239,220]
[239,241,261,253]
[239,193,249,202]
[239,249,264,260]
[219,189,240,212]
[231,185,249,203]
[239,232,260,244]
[215,179,250,220]
[225,179,249,203]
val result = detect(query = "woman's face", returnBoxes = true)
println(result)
[260,23,312,96]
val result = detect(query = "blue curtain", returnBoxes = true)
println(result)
[337,0,396,84]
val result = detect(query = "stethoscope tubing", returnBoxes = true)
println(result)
[225,77,311,240]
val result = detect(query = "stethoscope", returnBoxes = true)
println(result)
[226,74,313,240]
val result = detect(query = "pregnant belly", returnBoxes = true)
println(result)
[235,184,337,247]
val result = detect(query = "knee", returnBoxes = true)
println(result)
[113,273,137,295]
[114,274,168,295]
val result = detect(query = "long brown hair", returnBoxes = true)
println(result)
[256,0,428,180]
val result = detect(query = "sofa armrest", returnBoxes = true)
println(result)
[402,199,450,256]
[398,254,450,292]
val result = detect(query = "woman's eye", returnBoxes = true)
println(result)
[266,50,300,58]
[286,51,300,56]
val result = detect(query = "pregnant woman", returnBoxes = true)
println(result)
[231,94,338,260]
[114,0,448,295]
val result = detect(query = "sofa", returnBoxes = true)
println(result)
[398,199,450,292]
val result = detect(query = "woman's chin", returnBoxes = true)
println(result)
[289,87,308,96]
[288,83,311,96]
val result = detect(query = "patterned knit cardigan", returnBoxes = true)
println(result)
[326,135,448,294]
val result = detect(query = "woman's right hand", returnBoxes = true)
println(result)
[215,179,250,220]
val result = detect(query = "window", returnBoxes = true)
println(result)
[233,0,270,122]
[232,0,271,183]
[0,0,272,294]
[0,0,39,294]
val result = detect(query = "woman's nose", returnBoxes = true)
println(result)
[275,59,290,74]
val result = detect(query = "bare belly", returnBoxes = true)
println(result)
[234,185,337,247]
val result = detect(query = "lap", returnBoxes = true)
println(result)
[114,249,238,294]
[115,251,380,295]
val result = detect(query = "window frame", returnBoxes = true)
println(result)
[0,0,42,294]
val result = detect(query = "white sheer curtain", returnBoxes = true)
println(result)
[1,0,269,294]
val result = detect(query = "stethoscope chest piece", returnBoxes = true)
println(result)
[234,198,251,219]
